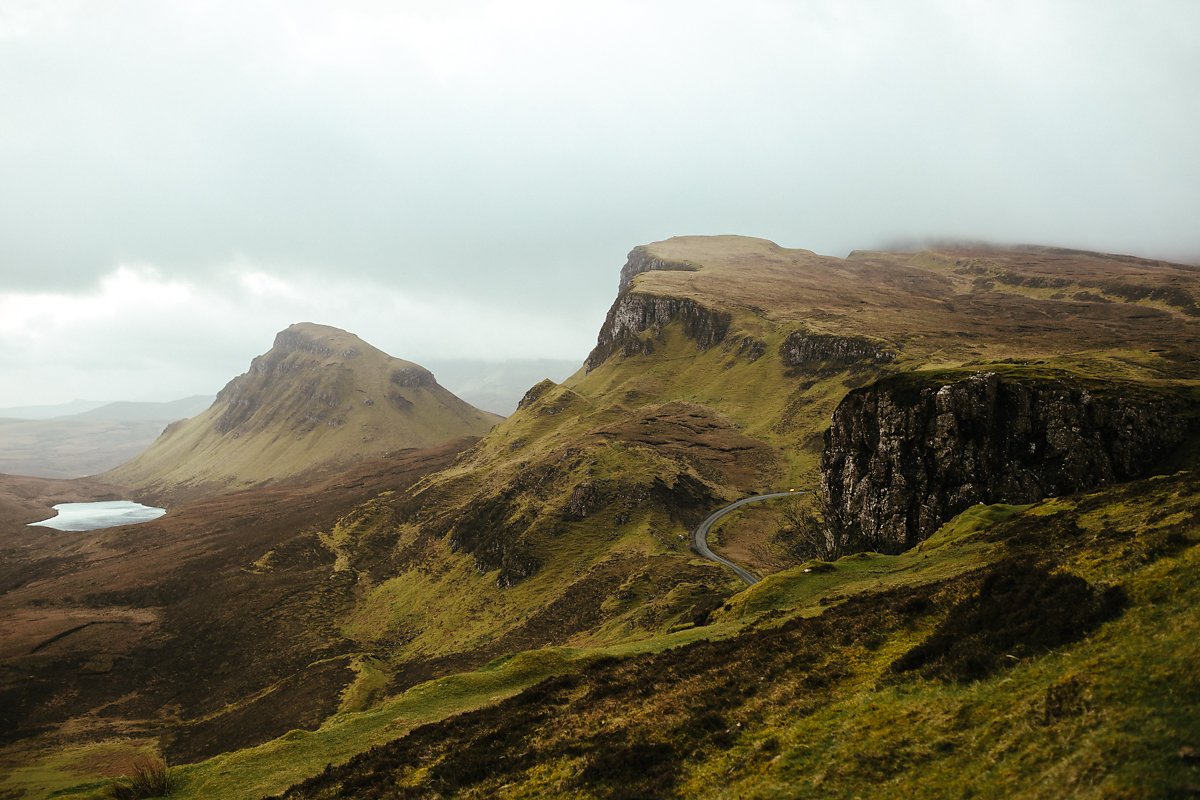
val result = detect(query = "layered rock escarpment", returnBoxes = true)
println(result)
[779,329,896,370]
[586,248,730,371]
[822,371,1192,552]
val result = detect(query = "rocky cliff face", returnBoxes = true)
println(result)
[585,248,729,371]
[585,293,731,371]
[822,372,1192,552]
[779,329,896,370]
[517,379,557,410]
[214,326,354,435]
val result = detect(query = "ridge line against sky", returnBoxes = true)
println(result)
[1,0,1198,405]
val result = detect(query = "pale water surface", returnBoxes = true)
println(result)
[27,500,166,531]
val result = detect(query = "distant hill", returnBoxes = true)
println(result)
[0,399,108,420]
[422,358,580,415]
[0,418,180,479]
[0,396,214,479]
[104,322,503,499]
[70,395,214,422]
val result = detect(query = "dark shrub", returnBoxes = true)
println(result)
[577,739,681,799]
[107,756,176,799]
[891,560,1126,682]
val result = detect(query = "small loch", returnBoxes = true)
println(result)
[27,501,166,531]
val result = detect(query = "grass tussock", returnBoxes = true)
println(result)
[106,756,176,799]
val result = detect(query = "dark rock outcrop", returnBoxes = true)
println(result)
[780,329,895,370]
[822,371,1192,552]
[390,366,435,388]
[586,293,731,371]
[518,379,557,410]
[446,488,541,587]
[271,327,336,357]
[585,246,730,371]
[731,336,767,362]
[562,481,603,519]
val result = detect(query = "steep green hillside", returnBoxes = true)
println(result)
[319,237,1197,678]
[262,472,1200,799]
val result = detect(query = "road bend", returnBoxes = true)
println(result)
[691,491,811,585]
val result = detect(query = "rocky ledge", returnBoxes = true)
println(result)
[586,293,731,371]
[779,329,896,370]
[822,371,1193,552]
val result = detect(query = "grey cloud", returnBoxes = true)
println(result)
[2,2,1197,292]
[1,1,1198,405]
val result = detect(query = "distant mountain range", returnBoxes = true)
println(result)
[0,399,110,419]
[0,396,215,423]
[0,396,217,479]
[67,396,216,422]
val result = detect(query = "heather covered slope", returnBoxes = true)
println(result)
[266,473,1200,800]
[190,235,1199,752]
[104,323,502,499]
[0,443,473,774]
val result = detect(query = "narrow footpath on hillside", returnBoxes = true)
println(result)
[691,491,811,585]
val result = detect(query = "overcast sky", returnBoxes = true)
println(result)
[1,0,1198,406]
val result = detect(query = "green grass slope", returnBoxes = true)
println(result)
[17,473,1199,798]
[249,472,1199,799]
[332,235,1199,671]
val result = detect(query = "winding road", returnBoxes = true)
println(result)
[691,491,811,585]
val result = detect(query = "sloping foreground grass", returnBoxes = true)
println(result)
[0,624,736,800]
[702,534,1200,794]
[1,648,586,800]
[10,475,1194,799]
[719,502,1030,621]
[256,472,1200,799]
[700,474,1200,798]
